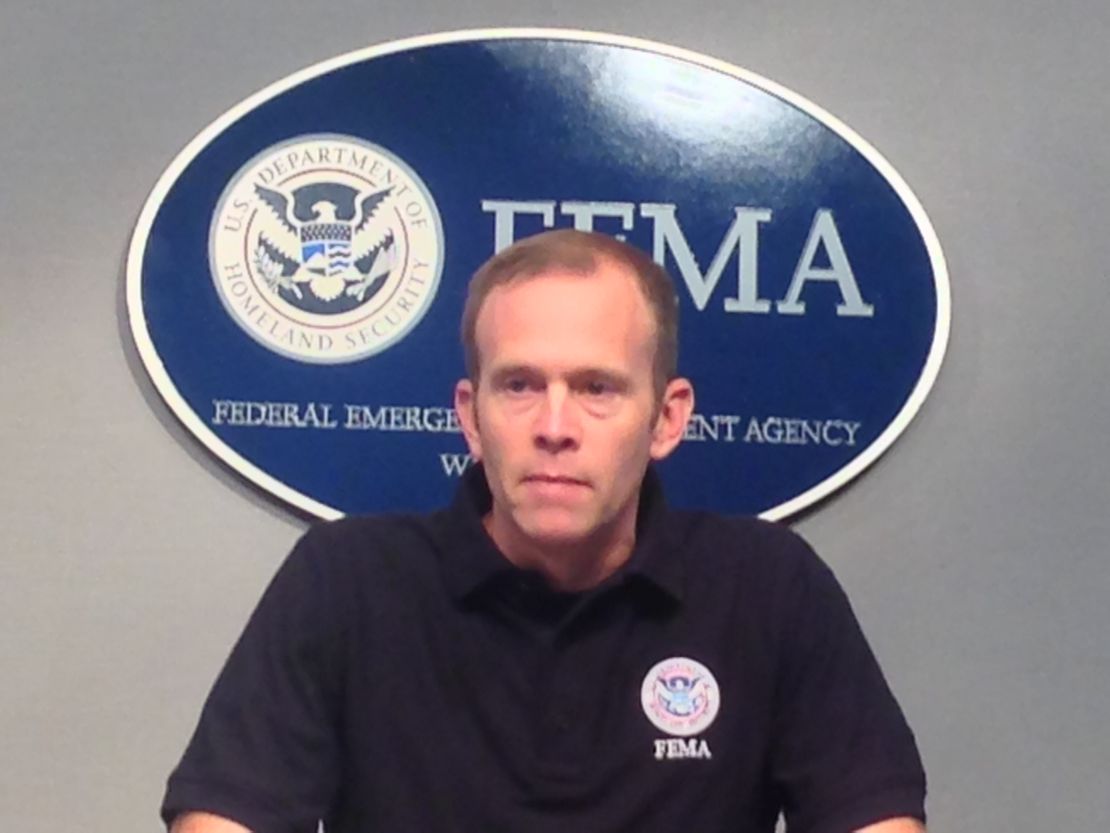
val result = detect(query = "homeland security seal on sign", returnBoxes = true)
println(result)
[209,134,444,363]
[641,656,720,737]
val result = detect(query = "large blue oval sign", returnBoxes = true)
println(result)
[127,29,949,521]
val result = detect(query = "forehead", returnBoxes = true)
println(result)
[474,263,655,370]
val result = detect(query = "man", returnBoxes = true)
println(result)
[164,230,926,832]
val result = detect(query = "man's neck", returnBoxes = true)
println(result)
[482,511,637,592]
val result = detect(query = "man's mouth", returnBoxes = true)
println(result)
[523,474,589,488]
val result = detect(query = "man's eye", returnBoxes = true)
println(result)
[585,380,613,396]
[505,378,530,393]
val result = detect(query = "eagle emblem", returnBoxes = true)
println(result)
[208,134,443,363]
[641,656,720,736]
[251,182,396,311]
[655,674,706,717]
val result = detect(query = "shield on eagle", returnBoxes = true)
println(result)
[300,212,353,280]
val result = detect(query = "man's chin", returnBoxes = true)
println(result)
[515,509,595,547]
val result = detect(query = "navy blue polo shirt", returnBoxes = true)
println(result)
[162,466,925,832]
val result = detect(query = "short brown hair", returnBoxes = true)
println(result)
[461,229,679,395]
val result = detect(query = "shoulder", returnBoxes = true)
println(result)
[664,510,845,633]
[672,510,828,581]
[296,510,431,547]
[290,511,443,567]
[268,511,449,610]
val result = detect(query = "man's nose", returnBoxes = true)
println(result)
[534,385,580,451]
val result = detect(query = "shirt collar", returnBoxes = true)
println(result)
[434,463,685,605]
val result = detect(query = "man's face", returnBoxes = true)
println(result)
[455,261,691,554]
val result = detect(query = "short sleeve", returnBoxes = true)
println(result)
[769,541,926,833]
[161,529,346,833]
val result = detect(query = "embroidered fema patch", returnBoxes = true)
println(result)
[641,656,720,737]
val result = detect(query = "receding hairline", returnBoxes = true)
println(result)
[461,230,680,392]
[472,254,657,348]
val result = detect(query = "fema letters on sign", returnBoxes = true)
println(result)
[483,200,875,319]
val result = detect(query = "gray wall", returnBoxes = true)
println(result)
[3,1,1108,830]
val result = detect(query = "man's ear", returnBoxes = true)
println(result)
[454,378,483,460]
[649,377,694,461]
